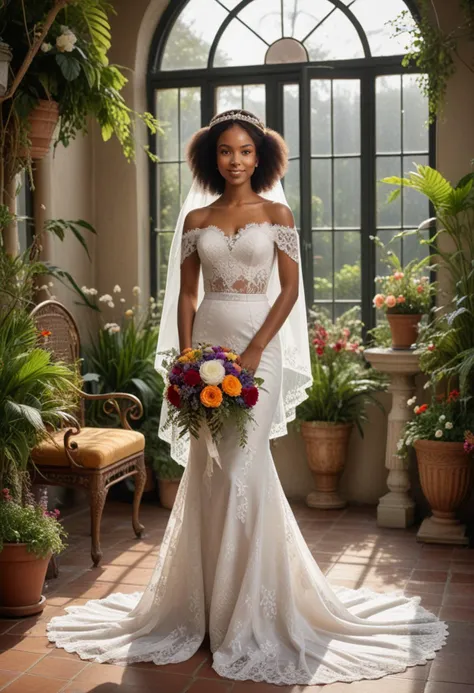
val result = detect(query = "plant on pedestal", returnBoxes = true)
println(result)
[296,307,387,509]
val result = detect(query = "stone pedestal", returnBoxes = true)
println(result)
[364,348,419,529]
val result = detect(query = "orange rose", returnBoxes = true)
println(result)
[222,374,242,397]
[200,385,223,408]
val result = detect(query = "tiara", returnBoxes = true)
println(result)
[209,111,266,133]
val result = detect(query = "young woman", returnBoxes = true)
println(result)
[47,110,447,686]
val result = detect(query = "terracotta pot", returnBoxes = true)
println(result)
[0,544,51,617]
[27,99,59,159]
[386,313,422,350]
[415,439,471,526]
[300,421,353,509]
[158,478,181,510]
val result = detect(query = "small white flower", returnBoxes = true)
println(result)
[423,381,431,389]
[88,288,98,296]
[406,436,413,446]
[39,284,49,291]
[439,415,446,422]
[120,297,126,303]
[407,396,417,406]
[113,285,121,293]
[199,359,226,385]
[41,42,52,53]
[104,322,120,334]
[99,294,113,303]
[56,30,77,53]
[81,285,89,294]
[435,429,443,438]
[40,203,46,210]
[107,301,115,308]
[397,440,404,451]
[48,282,54,287]
[132,286,141,296]
[445,422,453,430]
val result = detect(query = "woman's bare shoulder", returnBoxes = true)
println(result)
[183,207,212,234]
[263,201,295,228]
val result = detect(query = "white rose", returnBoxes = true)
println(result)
[445,422,453,430]
[199,359,225,385]
[132,286,141,296]
[41,42,52,53]
[56,31,77,53]
[407,396,416,406]
[435,429,443,438]
[113,285,121,293]
[439,415,446,422]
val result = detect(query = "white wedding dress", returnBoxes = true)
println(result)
[47,223,448,686]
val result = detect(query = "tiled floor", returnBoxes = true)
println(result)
[1,500,473,693]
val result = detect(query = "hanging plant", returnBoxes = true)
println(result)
[390,0,474,121]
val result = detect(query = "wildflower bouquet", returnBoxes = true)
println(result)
[161,345,263,472]
[397,389,474,458]
[371,235,435,315]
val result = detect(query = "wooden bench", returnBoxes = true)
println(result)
[30,300,147,568]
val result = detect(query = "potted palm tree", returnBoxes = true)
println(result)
[296,308,387,509]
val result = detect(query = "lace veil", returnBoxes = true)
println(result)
[154,178,312,467]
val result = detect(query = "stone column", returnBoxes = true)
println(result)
[364,348,420,529]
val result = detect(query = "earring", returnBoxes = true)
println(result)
[255,163,258,168]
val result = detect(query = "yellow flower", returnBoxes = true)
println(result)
[222,374,242,397]
[226,352,238,361]
[200,385,223,408]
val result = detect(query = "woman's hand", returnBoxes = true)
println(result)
[239,343,264,374]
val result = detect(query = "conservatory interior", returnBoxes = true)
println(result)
[0,0,474,691]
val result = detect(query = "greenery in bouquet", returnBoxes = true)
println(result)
[381,165,474,396]
[397,389,474,460]
[0,487,67,557]
[160,345,264,451]
[296,307,387,433]
[371,235,435,316]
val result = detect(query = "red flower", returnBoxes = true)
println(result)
[184,369,201,386]
[171,366,182,375]
[334,341,344,352]
[242,386,259,407]
[40,329,51,338]
[316,346,325,356]
[427,344,435,352]
[416,404,428,415]
[448,389,460,402]
[166,384,181,408]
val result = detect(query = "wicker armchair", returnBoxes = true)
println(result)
[30,300,147,567]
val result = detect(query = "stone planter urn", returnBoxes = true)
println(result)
[414,439,472,545]
[300,421,353,509]
[386,313,422,349]
[158,478,181,510]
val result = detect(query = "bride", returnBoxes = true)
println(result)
[47,109,447,686]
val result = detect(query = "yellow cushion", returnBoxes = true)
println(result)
[31,427,145,469]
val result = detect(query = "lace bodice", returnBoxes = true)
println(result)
[181,223,299,294]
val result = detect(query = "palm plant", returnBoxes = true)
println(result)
[381,164,474,395]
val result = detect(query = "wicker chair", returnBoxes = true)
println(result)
[30,300,147,567]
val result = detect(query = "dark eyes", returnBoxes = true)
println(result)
[220,149,252,155]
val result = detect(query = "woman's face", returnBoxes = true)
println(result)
[216,124,258,188]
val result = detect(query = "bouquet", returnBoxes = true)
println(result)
[161,344,263,475]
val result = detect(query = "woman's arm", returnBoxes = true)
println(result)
[240,204,300,373]
[178,211,202,353]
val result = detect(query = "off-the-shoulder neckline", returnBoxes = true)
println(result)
[185,222,296,240]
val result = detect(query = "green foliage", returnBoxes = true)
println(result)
[390,0,474,121]
[296,308,387,433]
[0,489,67,557]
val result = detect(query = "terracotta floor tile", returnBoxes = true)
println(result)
[0,622,17,636]
[74,663,190,691]
[425,683,474,693]
[1,674,66,693]
[195,658,227,680]
[411,570,448,583]
[405,581,446,594]
[29,655,88,680]
[442,593,474,607]
[186,680,233,692]
[7,622,47,638]
[0,670,17,687]
[0,650,43,672]
[449,572,474,583]
[447,583,474,596]
[439,606,474,622]
[428,653,474,684]
[0,635,56,655]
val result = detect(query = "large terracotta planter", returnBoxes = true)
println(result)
[300,421,353,509]
[158,478,181,510]
[0,544,51,617]
[414,439,472,545]
[27,99,59,159]
[387,313,422,349]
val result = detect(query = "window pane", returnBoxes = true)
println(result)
[157,233,173,292]
[333,80,360,156]
[214,19,268,67]
[180,87,201,160]
[243,84,266,122]
[238,0,282,44]
[376,156,401,228]
[283,0,332,41]
[313,231,332,300]
[284,160,300,228]
[334,158,360,228]
[403,155,429,227]
[266,37,307,63]
[376,75,401,154]
[335,303,361,320]
[216,85,242,113]
[350,0,417,57]
[402,75,429,152]
[312,159,332,228]
[305,10,364,60]
[335,231,361,300]
[311,80,331,156]
[180,163,193,204]
[283,84,299,156]
[158,164,179,230]
[161,0,228,70]
[403,229,430,268]
[156,89,179,161]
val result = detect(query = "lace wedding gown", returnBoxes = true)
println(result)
[47,223,448,686]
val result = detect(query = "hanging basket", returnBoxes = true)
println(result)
[27,99,59,160]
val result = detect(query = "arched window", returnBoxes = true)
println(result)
[148,0,432,332]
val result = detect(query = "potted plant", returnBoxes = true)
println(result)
[398,390,474,544]
[371,235,435,349]
[296,308,387,509]
[0,488,66,617]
